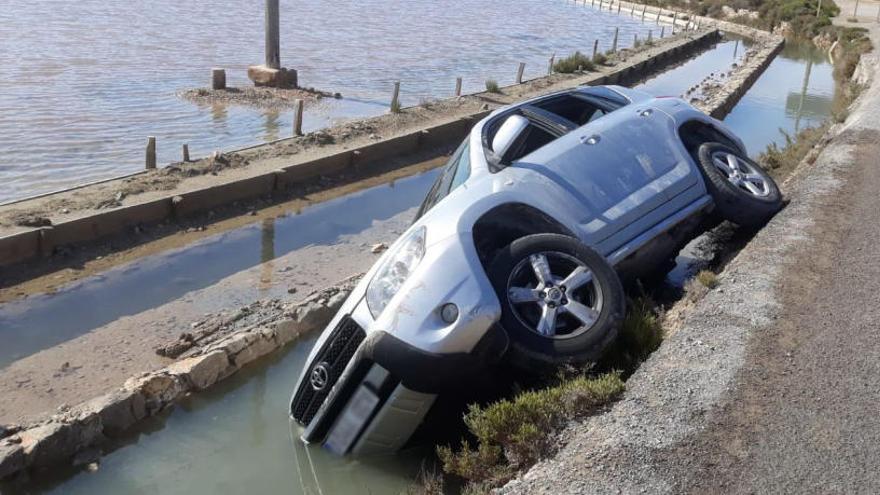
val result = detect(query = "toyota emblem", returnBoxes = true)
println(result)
[309,362,330,391]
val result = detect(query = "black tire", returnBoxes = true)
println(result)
[696,142,782,228]
[487,234,625,370]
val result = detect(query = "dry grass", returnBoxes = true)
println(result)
[485,79,501,94]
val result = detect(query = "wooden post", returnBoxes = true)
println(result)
[657,9,662,24]
[816,0,822,16]
[146,137,156,170]
[390,81,400,112]
[516,62,526,84]
[660,26,665,38]
[591,0,595,7]
[182,144,190,162]
[641,5,647,22]
[265,0,280,69]
[648,29,653,42]
[593,39,599,59]
[853,0,860,17]
[611,27,619,52]
[672,11,678,34]
[631,4,636,16]
[548,54,555,75]
[617,1,621,13]
[292,99,304,135]
[634,33,638,46]
[455,77,462,96]
[211,68,226,90]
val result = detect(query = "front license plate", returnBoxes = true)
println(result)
[324,385,380,455]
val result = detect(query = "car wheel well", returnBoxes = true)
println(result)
[678,120,740,160]
[472,203,574,266]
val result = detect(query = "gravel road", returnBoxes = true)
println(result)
[502,15,880,495]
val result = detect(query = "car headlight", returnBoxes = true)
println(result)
[366,226,427,319]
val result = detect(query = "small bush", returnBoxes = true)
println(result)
[758,124,829,177]
[696,270,718,289]
[404,465,445,495]
[598,296,663,373]
[553,51,595,73]
[485,79,501,93]
[438,373,625,489]
[593,52,608,65]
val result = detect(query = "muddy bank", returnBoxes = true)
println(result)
[179,85,342,109]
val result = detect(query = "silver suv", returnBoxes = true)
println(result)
[289,85,781,456]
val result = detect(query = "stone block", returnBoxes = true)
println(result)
[166,350,232,390]
[247,65,297,88]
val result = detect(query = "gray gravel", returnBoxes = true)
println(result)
[501,24,880,495]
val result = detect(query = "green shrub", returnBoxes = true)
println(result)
[593,52,608,65]
[485,79,501,93]
[696,270,718,289]
[438,373,624,489]
[553,51,595,73]
[598,296,663,373]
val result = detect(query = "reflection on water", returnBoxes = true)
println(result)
[723,42,834,155]
[259,218,276,292]
[0,170,439,368]
[0,0,657,202]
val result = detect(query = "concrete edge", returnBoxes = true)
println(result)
[0,275,361,480]
[0,29,723,268]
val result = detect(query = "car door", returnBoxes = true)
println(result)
[513,104,694,246]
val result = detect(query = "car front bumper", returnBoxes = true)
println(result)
[289,232,505,455]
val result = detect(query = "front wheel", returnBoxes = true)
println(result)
[696,143,783,228]
[488,234,625,370]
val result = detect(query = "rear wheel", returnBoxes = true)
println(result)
[696,143,782,228]
[488,234,625,370]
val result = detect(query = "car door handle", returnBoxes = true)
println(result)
[580,134,601,145]
[638,109,653,117]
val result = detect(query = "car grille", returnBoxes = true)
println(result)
[291,316,366,426]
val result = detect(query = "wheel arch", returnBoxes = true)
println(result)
[472,202,575,268]
[678,119,745,160]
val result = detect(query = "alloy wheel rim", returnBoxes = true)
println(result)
[506,251,604,340]
[710,151,771,197]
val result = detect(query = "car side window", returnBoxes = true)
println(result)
[415,139,470,219]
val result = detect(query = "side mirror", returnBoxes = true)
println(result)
[491,114,529,163]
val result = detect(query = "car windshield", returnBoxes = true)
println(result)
[415,139,471,219]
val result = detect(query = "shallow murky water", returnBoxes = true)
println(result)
[4,334,430,495]
[0,0,660,202]
[0,37,840,495]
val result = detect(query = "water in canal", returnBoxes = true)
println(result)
[2,39,837,495]
[0,0,657,202]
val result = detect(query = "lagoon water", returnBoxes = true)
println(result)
[0,0,657,202]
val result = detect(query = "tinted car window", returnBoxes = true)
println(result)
[415,139,470,219]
